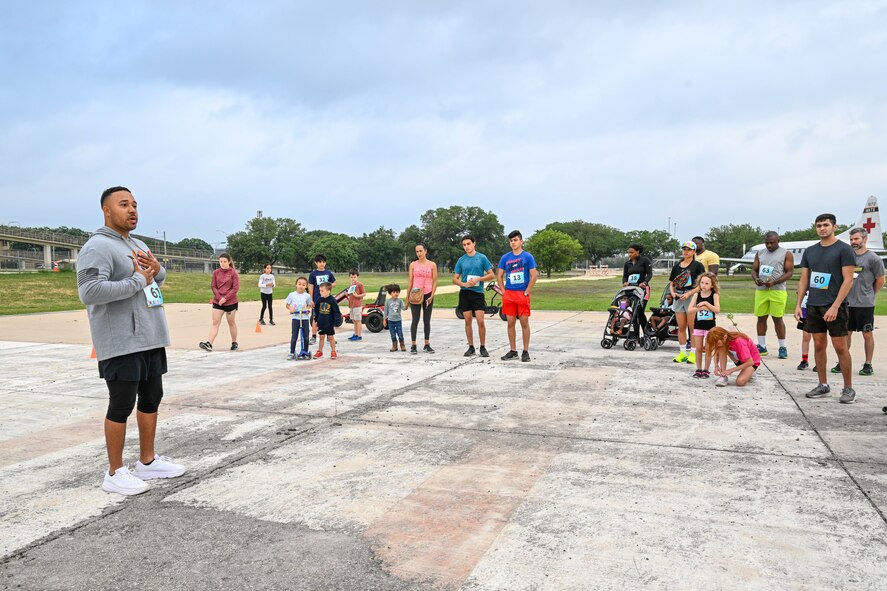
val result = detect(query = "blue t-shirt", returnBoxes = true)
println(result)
[454,253,493,293]
[308,269,336,302]
[498,251,537,291]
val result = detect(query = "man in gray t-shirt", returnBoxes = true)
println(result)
[794,213,856,402]
[845,228,886,376]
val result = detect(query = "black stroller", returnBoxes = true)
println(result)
[601,285,651,351]
[644,286,679,350]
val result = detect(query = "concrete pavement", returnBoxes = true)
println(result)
[1,308,886,590]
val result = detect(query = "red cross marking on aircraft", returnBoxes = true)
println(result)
[863,217,876,233]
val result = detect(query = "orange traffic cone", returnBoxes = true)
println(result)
[255,321,262,333]
[89,347,96,359]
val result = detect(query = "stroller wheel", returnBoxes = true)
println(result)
[624,339,637,351]
[650,338,659,351]
[642,336,653,351]
[600,339,613,349]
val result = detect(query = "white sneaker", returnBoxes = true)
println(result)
[102,466,149,496]
[134,455,186,480]
[715,376,728,387]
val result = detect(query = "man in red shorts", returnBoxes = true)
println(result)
[497,230,538,362]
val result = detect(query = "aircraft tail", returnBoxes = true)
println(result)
[837,195,883,251]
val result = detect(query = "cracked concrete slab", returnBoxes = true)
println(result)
[1,310,885,590]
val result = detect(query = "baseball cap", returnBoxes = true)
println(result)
[681,241,697,250]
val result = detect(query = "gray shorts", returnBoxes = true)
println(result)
[350,306,362,320]
[671,294,692,314]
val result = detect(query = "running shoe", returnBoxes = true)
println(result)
[259,319,266,325]
[310,335,317,345]
[502,350,519,361]
[102,466,149,496]
[692,370,704,378]
[805,384,831,398]
[715,376,728,387]
[673,351,688,363]
[479,346,489,358]
[353,336,362,341]
[778,346,788,359]
[757,345,768,356]
[699,370,710,379]
[424,344,435,354]
[269,320,275,326]
[348,335,359,341]
[314,351,323,358]
[134,455,186,480]
[464,346,476,357]
[521,351,530,362]
[830,363,841,374]
[287,353,295,360]
[859,364,874,376]
[410,345,417,355]
[331,351,337,359]
[839,387,856,404]
[797,360,809,370]
[199,341,212,352]
[686,351,696,364]
[230,342,239,351]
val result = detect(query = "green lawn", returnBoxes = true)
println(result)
[2,271,885,316]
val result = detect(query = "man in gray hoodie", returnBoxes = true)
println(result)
[77,186,186,495]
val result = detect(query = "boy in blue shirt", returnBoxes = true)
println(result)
[308,254,336,344]
[453,234,495,357]
[497,230,538,362]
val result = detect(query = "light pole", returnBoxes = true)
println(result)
[155,231,167,256]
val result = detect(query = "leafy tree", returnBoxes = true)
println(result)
[226,217,305,273]
[310,234,359,272]
[704,224,764,258]
[544,221,624,264]
[418,206,506,269]
[358,227,401,271]
[397,225,425,263]
[176,237,213,252]
[525,229,583,278]
[622,230,680,259]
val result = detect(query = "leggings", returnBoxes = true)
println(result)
[410,293,433,342]
[105,376,164,423]
[260,292,273,321]
[291,318,309,354]
[634,300,648,333]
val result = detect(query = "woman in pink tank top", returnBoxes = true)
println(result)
[407,242,438,354]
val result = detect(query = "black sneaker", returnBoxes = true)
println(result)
[797,360,809,370]
[310,335,317,345]
[859,364,874,376]
[521,351,530,362]
[692,369,704,378]
[410,345,418,355]
[464,346,476,357]
[199,341,212,352]
[424,344,435,354]
[259,319,266,325]
[269,320,276,326]
[230,342,239,351]
[831,363,841,374]
[479,346,489,358]
[501,350,519,361]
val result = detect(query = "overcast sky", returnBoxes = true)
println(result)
[1,1,885,246]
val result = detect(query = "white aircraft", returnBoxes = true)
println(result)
[723,196,884,271]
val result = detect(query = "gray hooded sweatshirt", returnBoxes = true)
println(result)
[77,226,170,361]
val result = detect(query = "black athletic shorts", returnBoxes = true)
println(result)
[804,304,849,337]
[99,348,168,381]
[458,290,486,313]
[212,302,239,312]
[847,307,875,333]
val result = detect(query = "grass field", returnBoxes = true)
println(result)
[2,271,886,316]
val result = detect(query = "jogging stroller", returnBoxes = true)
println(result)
[601,285,650,351]
[643,286,679,350]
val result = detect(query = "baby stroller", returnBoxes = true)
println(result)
[601,285,650,351]
[644,286,679,350]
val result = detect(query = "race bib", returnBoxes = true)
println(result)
[810,271,831,290]
[627,273,640,284]
[315,274,329,284]
[509,271,525,285]
[696,310,713,321]
[759,265,774,278]
[144,281,163,308]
